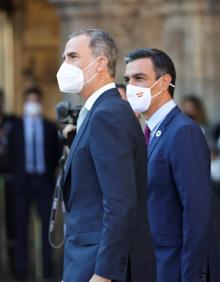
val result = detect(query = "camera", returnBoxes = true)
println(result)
[56,101,82,147]
[56,101,82,126]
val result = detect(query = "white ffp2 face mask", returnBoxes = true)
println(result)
[126,77,175,113]
[56,59,97,94]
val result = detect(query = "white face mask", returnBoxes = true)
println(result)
[24,101,42,116]
[56,59,97,94]
[126,77,175,113]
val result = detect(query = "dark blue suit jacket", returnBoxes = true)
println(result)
[62,88,156,282]
[8,117,61,188]
[147,106,212,282]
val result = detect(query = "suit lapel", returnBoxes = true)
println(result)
[148,106,180,160]
[63,88,119,183]
[64,111,91,181]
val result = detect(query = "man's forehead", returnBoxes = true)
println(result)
[64,34,90,54]
[125,58,154,75]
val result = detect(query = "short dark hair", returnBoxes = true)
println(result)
[124,48,176,97]
[24,86,43,98]
[69,29,118,78]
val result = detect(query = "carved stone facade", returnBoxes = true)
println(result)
[0,0,220,121]
[0,0,61,118]
[50,0,220,121]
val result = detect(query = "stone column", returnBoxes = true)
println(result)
[0,12,14,112]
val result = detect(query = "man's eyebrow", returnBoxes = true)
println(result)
[133,73,148,78]
[124,73,148,80]
[62,51,79,60]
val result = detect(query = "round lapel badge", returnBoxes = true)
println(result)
[156,130,161,137]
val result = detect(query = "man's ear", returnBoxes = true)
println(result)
[162,74,172,89]
[96,57,108,73]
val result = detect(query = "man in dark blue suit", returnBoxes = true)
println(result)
[8,87,61,279]
[56,30,156,282]
[124,48,215,282]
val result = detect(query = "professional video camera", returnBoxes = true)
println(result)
[56,101,82,147]
[56,101,82,125]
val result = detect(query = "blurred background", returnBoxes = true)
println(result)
[0,0,220,281]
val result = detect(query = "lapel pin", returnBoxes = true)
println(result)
[156,130,161,137]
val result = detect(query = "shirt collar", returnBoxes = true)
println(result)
[84,83,116,111]
[146,100,176,131]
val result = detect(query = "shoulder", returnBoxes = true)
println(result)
[169,110,202,135]
[93,90,134,120]
[169,111,208,151]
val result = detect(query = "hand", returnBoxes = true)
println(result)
[89,274,111,282]
[62,124,76,138]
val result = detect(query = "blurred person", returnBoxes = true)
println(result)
[181,95,209,134]
[57,29,156,282]
[181,94,220,276]
[181,95,219,179]
[0,88,17,276]
[181,95,206,124]
[0,88,17,172]
[124,48,217,282]
[8,87,61,280]
[116,83,127,100]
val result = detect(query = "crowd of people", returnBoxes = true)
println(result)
[0,28,220,282]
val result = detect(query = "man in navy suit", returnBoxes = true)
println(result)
[56,30,156,282]
[8,87,61,279]
[124,48,215,282]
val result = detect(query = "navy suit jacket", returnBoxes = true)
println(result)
[147,106,212,282]
[8,117,61,190]
[62,88,156,282]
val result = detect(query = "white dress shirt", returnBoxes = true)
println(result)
[84,82,116,111]
[146,100,176,142]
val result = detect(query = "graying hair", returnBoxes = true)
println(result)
[69,29,118,78]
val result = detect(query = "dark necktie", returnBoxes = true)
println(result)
[32,121,37,172]
[144,124,151,145]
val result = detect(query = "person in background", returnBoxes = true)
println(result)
[8,87,61,280]
[0,88,17,277]
[124,48,218,282]
[181,95,220,262]
[181,95,208,133]
[181,95,217,158]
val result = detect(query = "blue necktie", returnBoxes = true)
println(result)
[77,107,89,132]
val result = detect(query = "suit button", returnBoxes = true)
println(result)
[200,273,206,281]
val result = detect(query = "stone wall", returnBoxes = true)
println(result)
[1,0,220,121]
[50,0,220,122]
[12,0,61,118]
